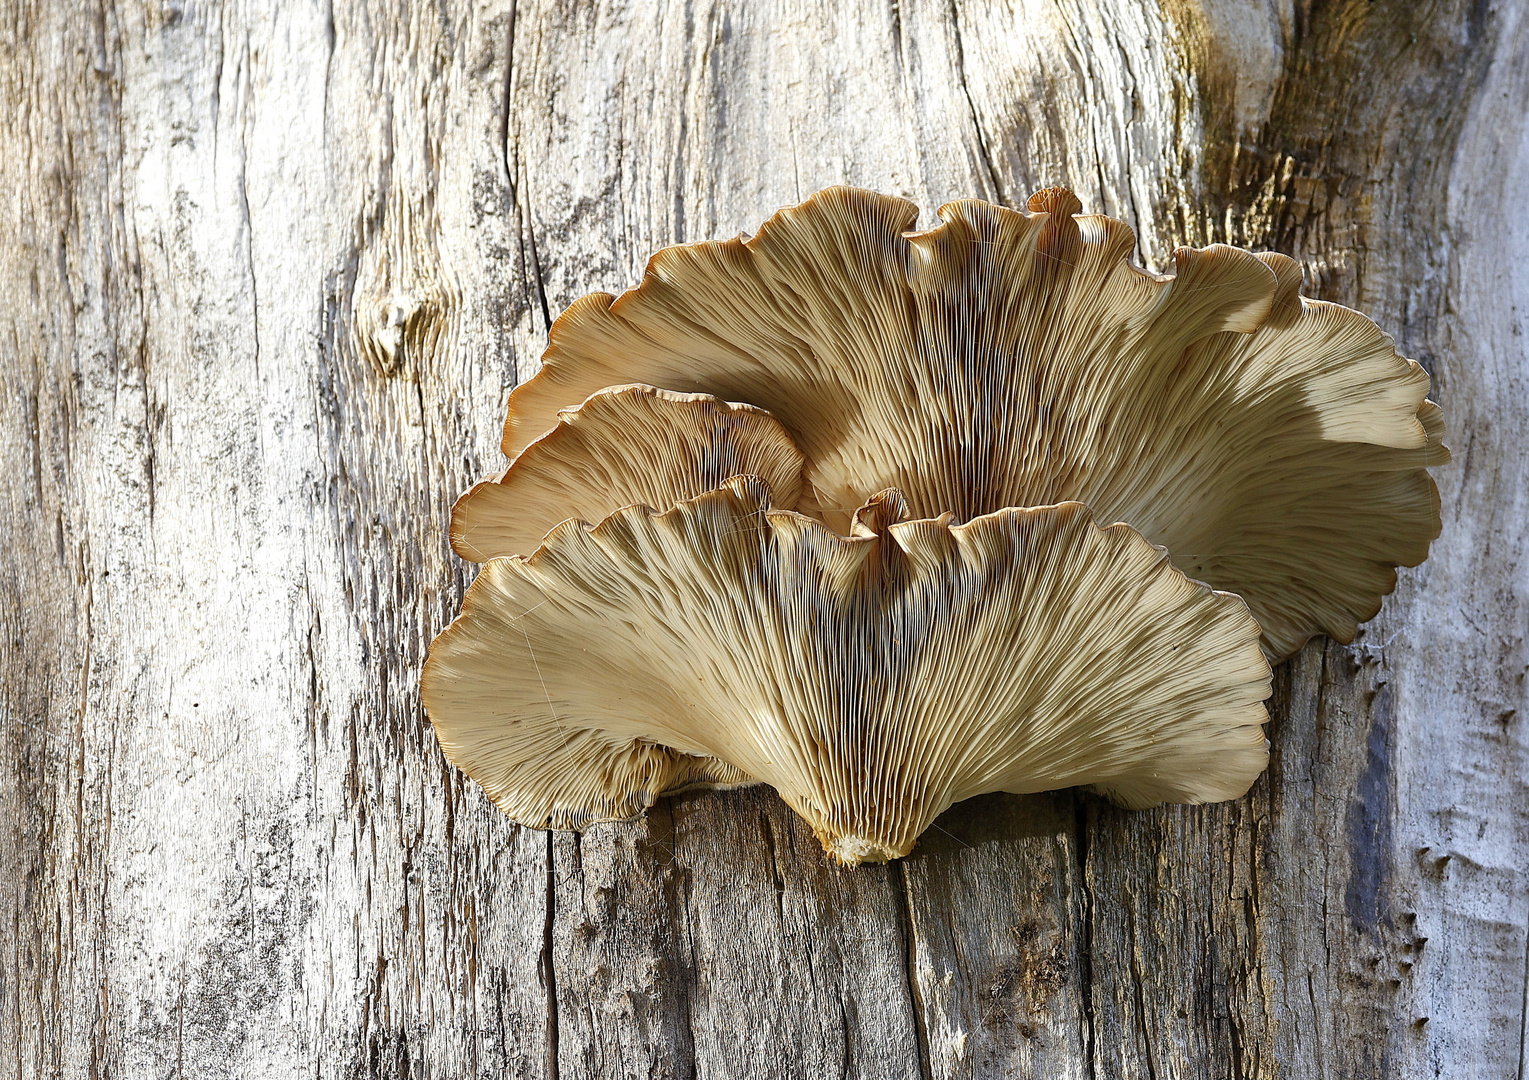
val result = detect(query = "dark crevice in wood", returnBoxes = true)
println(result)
[1053,11,1112,218]
[500,0,517,196]
[671,37,690,247]
[541,829,559,1080]
[519,164,552,338]
[759,809,786,924]
[1074,796,1098,1080]
[656,797,700,1080]
[945,0,1003,205]
[1228,929,1250,1080]
[887,0,905,80]
[1305,971,1326,1077]
[1105,30,1147,239]
[1517,920,1529,1080]
[321,0,335,119]
[234,64,261,390]
[835,996,852,1080]
[1126,899,1159,1080]
[890,860,933,1080]
[500,6,550,342]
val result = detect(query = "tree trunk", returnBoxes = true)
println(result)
[3,1,1525,1076]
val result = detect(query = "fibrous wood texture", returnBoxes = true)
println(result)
[1,1,1524,1077]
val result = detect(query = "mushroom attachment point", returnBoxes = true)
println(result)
[500,186,1448,658]
[422,479,1272,865]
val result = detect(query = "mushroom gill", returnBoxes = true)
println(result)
[494,186,1448,659]
[452,383,807,562]
[422,478,1271,865]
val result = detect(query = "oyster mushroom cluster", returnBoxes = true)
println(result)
[423,187,1447,865]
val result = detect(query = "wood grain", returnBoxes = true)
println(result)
[2,0,1524,1076]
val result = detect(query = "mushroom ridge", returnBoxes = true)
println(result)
[495,186,1448,658]
[422,477,1272,864]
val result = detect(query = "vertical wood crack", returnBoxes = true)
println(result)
[500,0,517,192]
[500,0,550,341]
[1075,797,1098,1080]
[946,0,1003,204]
[541,831,559,1080]
[1516,919,1528,1080]
[891,861,933,1080]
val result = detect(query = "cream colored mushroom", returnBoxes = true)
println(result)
[421,477,1271,865]
[448,383,805,798]
[451,383,806,561]
[496,186,1446,658]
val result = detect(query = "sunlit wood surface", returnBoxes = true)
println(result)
[2,1,1526,1075]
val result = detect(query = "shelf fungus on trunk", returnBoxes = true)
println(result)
[497,186,1448,660]
[422,478,1271,866]
[451,384,807,562]
[424,185,1449,864]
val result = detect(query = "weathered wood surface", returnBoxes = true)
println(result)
[2,0,1526,1076]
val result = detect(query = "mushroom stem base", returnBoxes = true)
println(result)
[820,832,909,867]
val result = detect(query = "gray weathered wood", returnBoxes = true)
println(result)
[2,0,1525,1076]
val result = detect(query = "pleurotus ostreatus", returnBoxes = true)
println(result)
[451,384,806,563]
[423,186,1447,865]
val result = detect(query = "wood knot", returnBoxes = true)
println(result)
[352,192,458,379]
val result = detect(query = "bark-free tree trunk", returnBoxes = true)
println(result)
[3,1,1525,1076]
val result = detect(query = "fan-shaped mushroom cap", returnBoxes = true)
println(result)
[451,384,806,561]
[421,477,1271,865]
[499,187,1446,659]
[1130,252,1447,656]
